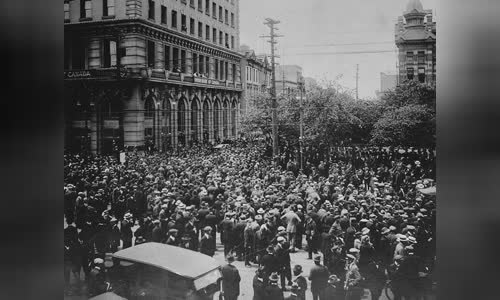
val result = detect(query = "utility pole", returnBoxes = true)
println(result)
[355,64,359,100]
[260,18,283,165]
[299,77,304,172]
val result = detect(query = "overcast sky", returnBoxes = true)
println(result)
[239,0,437,99]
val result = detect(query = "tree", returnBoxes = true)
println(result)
[382,79,436,110]
[370,104,435,147]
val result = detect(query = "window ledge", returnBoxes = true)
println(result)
[102,15,116,20]
[64,19,71,23]
[79,17,93,22]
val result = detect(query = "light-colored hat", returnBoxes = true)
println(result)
[94,258,104,265]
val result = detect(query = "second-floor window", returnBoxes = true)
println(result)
[103,0,115,17]
[225,9,228,24]
[219,30,223,45]
[205,0,210,15]
[80,0,92,19]
[231,36,234,49]
[198,22,203,38]
[171,10,177,28]
[164,46,170,70]
[161,5,167,24]
[181,14,187,31]
[219,6,223,22]
[231,13,234,27]
[190,0,195,8]
[206,25,210,40]
[198,0,203,12]
[213,28,217,43]
[418,51,425,64]
[406,52,413,63]
[64,1,70,20]
[148,0,155,20]
[102,40,117,67]
[147,40,155,68]
[225,33,229,48]
[190,18,195,34]
[212,3,216,18]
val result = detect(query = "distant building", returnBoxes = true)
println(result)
[376,72,398,98]
[303,77,318,91]
[275,65,303,96]
[239,45,272,114]
[395,0,436,86]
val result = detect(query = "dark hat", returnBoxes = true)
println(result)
[226,253,235,263]
[314,255,322,262]
[293,265,303,275]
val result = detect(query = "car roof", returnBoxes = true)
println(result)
[113,243,220,279]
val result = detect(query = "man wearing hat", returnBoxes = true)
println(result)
[166,228,178,246]
[121,213,133,249]
[265,272,284,300]
[309,255,330,300]
[253,267,269,300]
[219,212,235,256]
[88,258,106,297]
[151,219,162,242]
[292,265,307,300]
[344,254,362,300]
[199,226,215,257]
[394,235,408,260]
[221,254,241,300]
[324,275,344,300]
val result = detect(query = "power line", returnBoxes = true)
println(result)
[292,41,394,48]
[289,50,395,56]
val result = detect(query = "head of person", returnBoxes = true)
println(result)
[314,255,322,265]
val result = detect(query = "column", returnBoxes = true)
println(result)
[123,84,145,150]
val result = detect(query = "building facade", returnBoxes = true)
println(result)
[238,45,271,113]
[275,65,303,97]
[395,0,436,86]
[64,0,243,155]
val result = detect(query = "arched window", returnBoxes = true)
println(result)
[177,98,187,145]
[213,98,220,140]
[223,99,228,138]
[231,99,237,137]
[203,99,210,142]
[191,98,199,142]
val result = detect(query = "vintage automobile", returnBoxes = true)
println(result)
[108,242,222,300]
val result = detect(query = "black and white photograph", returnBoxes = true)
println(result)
[64,1,437,299]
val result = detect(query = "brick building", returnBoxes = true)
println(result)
[238,45,271,114]
[395,0,436,86]
[64,0,243,155]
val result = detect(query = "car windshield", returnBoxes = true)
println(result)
[193,269,220,291]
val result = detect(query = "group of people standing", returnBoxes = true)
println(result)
[64,140,436,299]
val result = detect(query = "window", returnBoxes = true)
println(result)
[220,60,224,79]
[418,68,425,83]
[181,0,187,4]
[406,51,413,63]
[190,18,195,34]
[64,1,70,20]
[80,0,92,19]
[206,57,210,77]
[225,9,228,24]
[407,68,414,80]
[205,0,210,15]
[173,48,179,71]
[161,5,167,24]
[193,53,198,73]
[231,36,234,49]
[213,28,217,43]
[418,51,425,64]
[171,10,177,28]
[225,33,229,48]
[148,0,155,20]
[181,14,187,31]
[199,55,204,74]
[225,61,228,80]
[215,59,219,79]
[219,6,223,22]
[72,38,87,69]
[164,46,170,70]
[190,0,195,8]
[232,64,236,82]
[212,3,216,18]
[206,25,210,40]
[102,40,117,67]
[198,22,203,38]
[231,12,234,27]
[103,0,115,16]
[181,50,186,73]
[147,41,155,68]
[219,30,223,45]
[198,0,203,12]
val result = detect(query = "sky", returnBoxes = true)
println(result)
[239,0,436,99]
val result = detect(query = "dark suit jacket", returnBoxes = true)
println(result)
[221,263,241,297]
[309,264,330,292]
[199,234,215,256]
[265,284,284,300]
[252,275,268,300]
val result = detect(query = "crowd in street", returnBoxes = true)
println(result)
[64,140,436,299]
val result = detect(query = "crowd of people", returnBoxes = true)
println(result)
[64,140,436,299]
